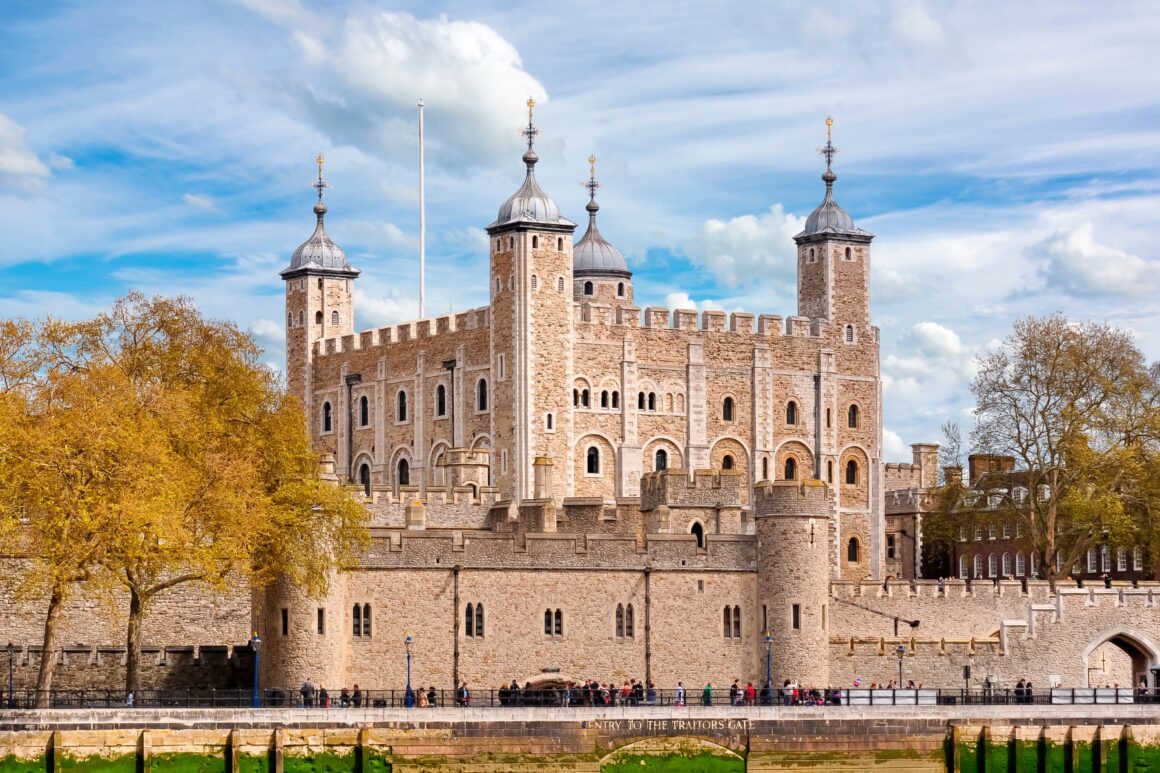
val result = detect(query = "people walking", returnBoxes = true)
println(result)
[702,682,713,706]
[299,678,316,708]
[675,682,685,707]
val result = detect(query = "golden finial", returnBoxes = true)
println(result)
[312,152,332,203]
[588,154,597,177]
[527,97,535,120]
[825,116,833,143]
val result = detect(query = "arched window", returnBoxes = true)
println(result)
[298,310,303,325]
[722,454,734,470]
[554,609,563,636]
[648,392,656,411]
[581,389,589,407]
[733,605,741,638]
[586,446,600,475]
[601,390,609,408]
[845,325,854,343]
[845,246,852,260]
[786,401,798,425]
[612,391,619,408]
[544,609,553,635]
[762,457,769,480]
[574,389,581,407]
[531,275,537,291]
[625,604,634,638]
[845,459,858,485]
[1015,553,1026,577]
[397,458,410,486]
[475,603,484,637]
[362,603,371,637]
[723,396,734,422]
[826,460,834,483]
[557,237,563,251]
[331,310,339,326]
[322,402,332,433]
[808,247,815,262]
[477,379,488,411]
[847,537,860,563]
[436,384,447,417]
[988,553,998,578]
[287,312,292,327]
[973,555,983,578]
[546,413,554,430]
[397,391,407,422]
[557,276,564,292]
[532,235,539,248]
[352,605,362,637]
[359,464,371,497]
[638,392,645,409]
[784,457,797,480]
[959,556,969,579]
[1002,553,1012,577]
[848,405,860,428]
[584,281,594,295]
[723,607,732,638]
[617,282,624,297]
[615,604,625,637]
[466,604,474,637]
[315,311,323,325]
[691,522,704,549]
[359,395,369,426]
[655,449,668,471]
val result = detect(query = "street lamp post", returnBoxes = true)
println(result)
[763,631,773,699]
[404,635,414,708]
[250,633,261,708]
[896,644,906,688]
[7,643,14,709]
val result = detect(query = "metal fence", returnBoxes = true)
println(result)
[1,686,1153,710]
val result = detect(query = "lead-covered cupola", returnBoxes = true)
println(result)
[794,117,873,245]
[573,155,633,304]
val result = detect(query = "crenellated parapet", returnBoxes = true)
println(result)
[753,478,833,519]
[570,303,876,342]
[312,306,491,359]
[640,468,744,512]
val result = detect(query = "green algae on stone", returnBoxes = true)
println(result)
[601,753,743,773]
[57,754,139,773]
[0,755,46,773]
[151,753,226,773]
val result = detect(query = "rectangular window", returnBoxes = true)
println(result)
[791,604,801,630]
[501,449,508,474]
[317,608,325,636]
[1134,548,1144,572]
[697,580,704,593]
[886,535,897,559]
[988,524,996,540]
[959,526,966,543]
[498,354,506,380]
[281,608,289,637]
[821,605,827,630]
[1002,522,1011,539]
[762,604,768,632]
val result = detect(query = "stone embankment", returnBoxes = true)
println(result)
[2,705,1159,771]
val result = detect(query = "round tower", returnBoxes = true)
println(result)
[260,570,347,695]
[754,479,832,690]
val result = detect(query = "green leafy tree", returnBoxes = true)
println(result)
[968,314,1159,587]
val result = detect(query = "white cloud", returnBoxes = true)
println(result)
[883,429,910,462]
[892,0,945,49]
[908,321,967,358]
[182,193,216,210]
[662,292,724,314]
[0,114,50,187]
[684,204,804,288]
[1035,222,1160,297]
[250,318,282,340]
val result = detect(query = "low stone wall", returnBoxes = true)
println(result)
[2,705,1160,771]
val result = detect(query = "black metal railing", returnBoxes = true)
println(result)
[1,686,1153,710]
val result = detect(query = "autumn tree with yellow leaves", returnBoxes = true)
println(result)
[0,295,367,703]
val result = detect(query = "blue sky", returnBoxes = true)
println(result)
[2,0,1159,461]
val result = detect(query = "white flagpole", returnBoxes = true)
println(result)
[418,98,426,319]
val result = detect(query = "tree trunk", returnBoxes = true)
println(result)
[124,586,144,699]
[34,586,64,709]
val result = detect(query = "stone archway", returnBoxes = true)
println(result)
[598,732,747,769]
[1081,628,1160,688]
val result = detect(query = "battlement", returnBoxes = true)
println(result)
[752,479,832,518]
[885,487,932,514]
[572,303,844,339]
[314,305,491,358]
[639,467,744,511]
